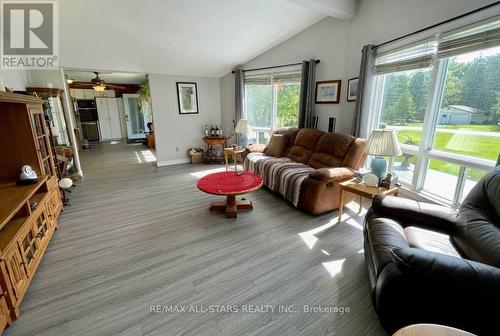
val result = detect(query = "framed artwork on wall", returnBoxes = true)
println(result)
[176,82,199,114]
[347,77,359,102]
[315,80,341,104]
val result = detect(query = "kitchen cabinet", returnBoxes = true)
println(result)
[96,97,122,140]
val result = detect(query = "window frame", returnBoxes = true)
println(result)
[243,69,302,143]
[369,58,496,206]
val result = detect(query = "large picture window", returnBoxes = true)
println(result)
[244,69,301,144]
[370,17,500,204]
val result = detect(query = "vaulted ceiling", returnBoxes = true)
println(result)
[59,0,357,77]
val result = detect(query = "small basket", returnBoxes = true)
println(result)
[189,148,203,164]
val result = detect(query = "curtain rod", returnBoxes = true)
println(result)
[231,60,320,74]
[374,1,500,49]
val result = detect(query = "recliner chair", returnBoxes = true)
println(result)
[363,165,500,335]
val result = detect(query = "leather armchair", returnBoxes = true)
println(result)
[364,166,500,335]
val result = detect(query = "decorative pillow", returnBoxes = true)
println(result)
[263,134,288,157]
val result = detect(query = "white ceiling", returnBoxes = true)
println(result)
[59,0,335,77]
[64,71,146,84]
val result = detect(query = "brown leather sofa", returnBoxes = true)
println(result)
[363,166,500,335]
[244,128,366,215]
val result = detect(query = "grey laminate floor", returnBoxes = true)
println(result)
[4,141,387,336]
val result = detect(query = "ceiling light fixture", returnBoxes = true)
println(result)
[93,84,106,92]
[66,78,74,84]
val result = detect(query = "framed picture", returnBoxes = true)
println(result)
[315,80,341,104]
[347,77,359,102]
[176,82,199,114]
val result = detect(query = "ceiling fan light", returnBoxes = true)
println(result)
[93,84,106,92]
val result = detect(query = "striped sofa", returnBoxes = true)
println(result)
[244,128,367,215]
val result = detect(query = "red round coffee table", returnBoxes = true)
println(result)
[197,171,263,218]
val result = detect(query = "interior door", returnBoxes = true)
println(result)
[106,98,122,139]
[96,98,112,140]
[123,94,146,139]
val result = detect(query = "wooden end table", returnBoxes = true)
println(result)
[338,179,399,224]
[203,136,230,163]
[393,324,476,336]
[224,147,245,171]
[197,171,263,218]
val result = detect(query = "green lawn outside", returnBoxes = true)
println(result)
[402,123,500,133]
[395,130,500,181]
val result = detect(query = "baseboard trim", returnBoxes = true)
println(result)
[156,158,190,167]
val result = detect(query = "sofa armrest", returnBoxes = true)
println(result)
[391,247,500,296]
[245,143,267,153]
[372,195,458,234]
[308,167,354,182]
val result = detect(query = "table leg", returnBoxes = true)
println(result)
[208,195,254,218]
[224,150,229,171]
[226,195,237,218]
[338,189,344,224]
[234,152,237,172]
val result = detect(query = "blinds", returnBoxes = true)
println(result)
[374,15,500,74]
[437,17,500,59]
[244,70,301,85]
[374,39,437,74]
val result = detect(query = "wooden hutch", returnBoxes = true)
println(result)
[0,92,62,333]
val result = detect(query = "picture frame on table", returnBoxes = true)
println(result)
[347,77,359,102]
[176,82,199,114]
[315,80,341,104]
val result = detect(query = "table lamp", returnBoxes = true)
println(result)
[235,119,251,147]
[365,129,402,180]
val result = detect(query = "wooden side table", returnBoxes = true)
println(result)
[338,179,399,224]
[393,324,476,336]
[203,137,229,163]
[224,147,245,171]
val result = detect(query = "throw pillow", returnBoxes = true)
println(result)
[264,134,288,157]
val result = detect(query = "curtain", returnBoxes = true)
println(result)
[352,45,375,138]
[234,68,244,122]
[298,59,317,128]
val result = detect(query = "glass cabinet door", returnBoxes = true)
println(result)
[18,221,41,277]
[29,107,56,179]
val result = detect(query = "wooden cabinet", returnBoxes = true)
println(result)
[0,92,62,334]
[96,97,122,140]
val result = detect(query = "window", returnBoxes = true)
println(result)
[244,69,301,144]
[370,17,499,204]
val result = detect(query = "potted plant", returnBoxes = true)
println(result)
[137,82,151,111]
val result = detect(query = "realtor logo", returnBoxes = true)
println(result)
[1,0,58,69]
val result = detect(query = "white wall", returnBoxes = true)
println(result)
[220,17,352,134]
[0,70,31,91]
[149,74,221,166]
[220,0,497,136]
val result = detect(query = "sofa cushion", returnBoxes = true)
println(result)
[308,133,356,169]
[287,128,324,164]
[244,152,312,206]
[263,134,287,157]
[403,226,461,258]
[272,127,299,157]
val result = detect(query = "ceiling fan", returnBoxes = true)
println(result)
[71,72,128,91]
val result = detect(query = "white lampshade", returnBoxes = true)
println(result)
[365,129,402,157]
[235,119,251,134]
